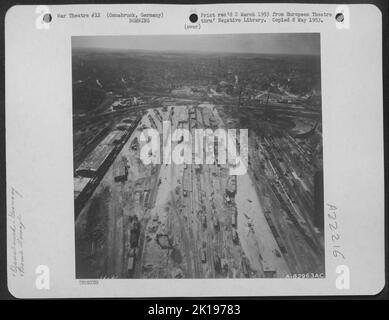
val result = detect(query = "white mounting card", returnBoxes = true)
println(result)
[5,3,384,298]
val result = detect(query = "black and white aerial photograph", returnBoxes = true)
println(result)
[72,33,324,279]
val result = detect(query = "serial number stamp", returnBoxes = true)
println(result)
[327,203,345,260]
[79,279,99,285]
[285,273,325,279]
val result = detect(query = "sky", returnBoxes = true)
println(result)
[72,33,320,55]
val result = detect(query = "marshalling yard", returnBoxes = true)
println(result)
[72,46,324,279]
[74,94,324,279]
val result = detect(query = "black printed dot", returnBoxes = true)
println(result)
[43,13,52,23]
[189,13,198,23]
[335,13,344,22]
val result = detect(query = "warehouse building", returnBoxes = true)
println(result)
[114,161,128,182]
[76,144,115,178]
[116,123,132,131]
[74,176,91,199]
[74,176,93,218]
[100,130,127,146]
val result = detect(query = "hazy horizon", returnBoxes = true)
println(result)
[72,34,320,56]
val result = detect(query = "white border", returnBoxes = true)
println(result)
[5,4,384,297]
